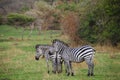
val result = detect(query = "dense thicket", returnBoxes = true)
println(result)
[55,0,120,46]
[77,0,120,46]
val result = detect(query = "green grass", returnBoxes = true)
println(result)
[0,25,120,80]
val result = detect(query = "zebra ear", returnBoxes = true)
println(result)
[52,39,58,43]
[52,39,55,43]
[35,44,39,49]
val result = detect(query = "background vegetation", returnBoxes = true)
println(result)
[0,0,120,80]
[1,0,119,46]
[0,25,120,80]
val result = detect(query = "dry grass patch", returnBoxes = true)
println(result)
[95,44,120,53]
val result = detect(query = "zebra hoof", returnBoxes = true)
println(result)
[71,72,74,76]
[67,73,70,76]
[52,71,56,74]
[87,73,90,76]
[91,73,94,76]
[48,71,50,74]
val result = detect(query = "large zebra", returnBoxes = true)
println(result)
[52,39,95,76]
[35,44,62,74]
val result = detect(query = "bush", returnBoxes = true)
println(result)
[33,1,58,30]
[56,2,77,12]
[60,12,81,44]
[7,13,35,25]
[77,0,120,46]
[34,1,54,13]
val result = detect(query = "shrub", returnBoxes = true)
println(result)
[33,1,58,30]
[77,0,120,46]
[7,13,35,26]
[20,5,30,12]
[60,12,81,45]
[56,2,77,12]
[34,1,54,13]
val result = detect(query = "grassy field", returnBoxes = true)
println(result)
[0,25,120,80]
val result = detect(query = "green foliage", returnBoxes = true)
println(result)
[34,1,54,12]
[55,0,120,46]
[56,3,78,12]
[104,0,120,16]
[7,13,35,25]
[21,5,30,12]
[77,0,120,46]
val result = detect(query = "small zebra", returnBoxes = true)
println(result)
[52,39,95,76]
[35,44,62,73]
[35,45,53,57]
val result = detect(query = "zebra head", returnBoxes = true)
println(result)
[35,45,43,60]
[52,39,69,53]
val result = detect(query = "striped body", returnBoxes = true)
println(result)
[52,39,95,76]
[63,45,95,62]
[35,44,62,73]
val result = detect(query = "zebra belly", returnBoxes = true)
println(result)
[71,57,85,63]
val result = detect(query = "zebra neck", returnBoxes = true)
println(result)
[59,46,70,55]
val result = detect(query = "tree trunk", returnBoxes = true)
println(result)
[21,27,25,40]
[28,22,34,38]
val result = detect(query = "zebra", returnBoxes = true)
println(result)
[35,44,62,74]
[35,44,51,58]
[52,39,95,76]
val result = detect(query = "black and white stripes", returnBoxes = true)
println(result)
[35,44,62,73]
[52,39,95,76]
[70,45,95,62]
[35,39,95,76]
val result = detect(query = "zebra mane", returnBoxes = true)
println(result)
[52,39,69,47]
[35,44,51,49]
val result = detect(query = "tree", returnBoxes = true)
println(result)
[7,13,35,40]
[78,0,120,46]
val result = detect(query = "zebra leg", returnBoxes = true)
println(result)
[91,62,94,76]
[64,61,68,73]
[46,60,50,73]
[65,61,70,76]
[85,57,91,76]
[85,56,94,76]
[89,55,94,76]
[52,62,56,74]
[91,56,94,76]
[69,61,74,76]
